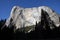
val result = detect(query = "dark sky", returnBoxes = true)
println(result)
[0,0,60,20]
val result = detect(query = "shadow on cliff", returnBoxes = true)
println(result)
[0,9,60,40]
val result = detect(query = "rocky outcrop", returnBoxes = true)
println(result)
[5,6,60,33]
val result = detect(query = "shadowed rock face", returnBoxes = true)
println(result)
[5,6,60,33]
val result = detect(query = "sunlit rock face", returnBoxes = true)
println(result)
[5,6,60,33]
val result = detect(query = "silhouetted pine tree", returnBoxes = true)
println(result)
[0,19,6,28]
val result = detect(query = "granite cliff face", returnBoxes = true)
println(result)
[5,6,60,33]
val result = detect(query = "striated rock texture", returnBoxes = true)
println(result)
[5,6,60,33]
